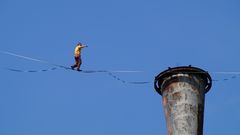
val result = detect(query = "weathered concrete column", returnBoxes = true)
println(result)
[154,66,212,135]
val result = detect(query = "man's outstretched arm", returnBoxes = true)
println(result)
[81,45,88,48]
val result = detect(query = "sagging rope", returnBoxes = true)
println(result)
[1,50,240,83]
[0,50,151,84]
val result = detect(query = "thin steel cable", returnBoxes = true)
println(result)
[1,50,240,83]
[0,50,150,84]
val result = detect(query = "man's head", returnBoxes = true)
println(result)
[77,42,82,46]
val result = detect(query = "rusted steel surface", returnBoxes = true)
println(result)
[154,66,212,135]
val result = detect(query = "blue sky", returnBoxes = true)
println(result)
[1,0,240,134]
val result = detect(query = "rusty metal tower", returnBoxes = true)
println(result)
[154,66,212,135]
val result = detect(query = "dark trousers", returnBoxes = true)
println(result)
[72,56,82,70]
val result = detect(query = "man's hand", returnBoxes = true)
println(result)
[81,44,88,48]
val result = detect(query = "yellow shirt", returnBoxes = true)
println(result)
[74,45,84,57]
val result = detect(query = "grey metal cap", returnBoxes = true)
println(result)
[154,66,212,95]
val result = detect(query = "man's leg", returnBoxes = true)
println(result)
[71,57,79,69]
[77,56,82,71]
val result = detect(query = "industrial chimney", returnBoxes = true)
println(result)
[154,66,212,135]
